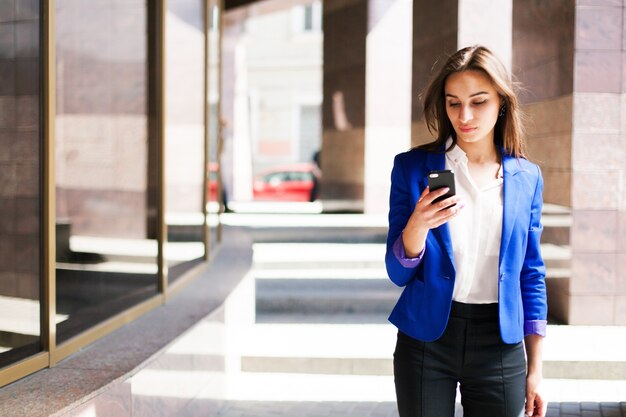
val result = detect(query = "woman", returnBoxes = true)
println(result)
[386,45,547,417]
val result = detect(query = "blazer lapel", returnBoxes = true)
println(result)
[424,150,455,271]
[499,154,522,269]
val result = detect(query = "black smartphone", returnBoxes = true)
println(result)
[428,170,456,204]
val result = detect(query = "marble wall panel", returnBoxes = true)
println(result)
[573,92,621,133]
[541,170,571,207]
[615,295,626,325]
[512,0,575,102]
[616,246,626,295]
[16,272,38,300]
[572,133,623,171]
[411,0,457,121]
[575,4,622,50]
[0,60,15,95]
[526,135,571,170]
[574,50,622,93]
[567,294,615,325]
[571,170,620,210]
[0,23,15,59]
[571,210,617,252]
[0,1,15,22]
[15,59,38,96]
[0,96,16,128]
[0,197,15,234]
[570,253,616,295]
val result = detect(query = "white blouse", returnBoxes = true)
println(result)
[445,141,503,304]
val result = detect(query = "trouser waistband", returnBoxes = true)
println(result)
[450,301,498,319]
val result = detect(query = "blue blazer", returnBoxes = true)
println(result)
[385,147,547,344]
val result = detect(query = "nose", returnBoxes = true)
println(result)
[459,104,473,123]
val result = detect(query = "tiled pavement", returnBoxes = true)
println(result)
[54,211,624,417]
[170,213,626,417]
[210,401,400,417]
[204,401,626,417]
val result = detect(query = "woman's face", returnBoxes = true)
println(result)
[444,70,501,145]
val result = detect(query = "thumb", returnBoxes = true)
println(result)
[525,393,535,416]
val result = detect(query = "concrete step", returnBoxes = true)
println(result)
[256,278,402,315]
[237,323,626,381]
[541,204,571,246]
[253,242,571,270]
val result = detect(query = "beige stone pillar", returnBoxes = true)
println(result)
[411,0,513,146]
[364,0,413,214]
[514,1,626,325]
[321,0,416,213]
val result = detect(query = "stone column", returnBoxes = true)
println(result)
[411,0,458,145]
[569,1,625,325]
[364,0,413,214]
[514,0,626,325]
[222,9,253,202]
[321,0,368,207]
[411,0,512,146]
[322,0,415,213]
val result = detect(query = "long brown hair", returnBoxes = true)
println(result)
[420,45,527,158]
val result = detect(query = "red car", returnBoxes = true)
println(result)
[253,163,320,202]
[207,162,219,202]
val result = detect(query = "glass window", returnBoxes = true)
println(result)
[165,0,207,282]
[207,0,221,249]
[55,0,157,343]
[0,0,42,369]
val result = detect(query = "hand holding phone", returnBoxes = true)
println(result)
[428,170,456,205]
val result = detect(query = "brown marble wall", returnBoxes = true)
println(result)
[321,0,367,200]
[0,0,42,369]
[523,95,573,207]
[512,0,575,103]
[56,0,149,238]
[411,0,458,123]
[514,0,626,325]
[0,0,40,303]
[568,1,626,325]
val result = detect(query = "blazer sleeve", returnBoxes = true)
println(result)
[385,153,424,287]
[520,164,548,336]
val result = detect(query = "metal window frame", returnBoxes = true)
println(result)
[0,0,223,389]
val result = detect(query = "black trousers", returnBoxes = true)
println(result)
[393,302,527,417]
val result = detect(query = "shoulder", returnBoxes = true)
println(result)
[503,155,542,179]
[394,147,431,167]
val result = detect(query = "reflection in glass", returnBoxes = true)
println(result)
[0,1,43,368]
[55,1,157,343]
[165,0,207,282]
[207,1,221,251]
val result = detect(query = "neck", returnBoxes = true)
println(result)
[456,136,498,164]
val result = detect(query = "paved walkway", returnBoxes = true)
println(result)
[168,212,626,417]
[89,210,622,417]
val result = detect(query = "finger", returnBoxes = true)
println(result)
[422,187,450,205]
[433,196,463,213]
[525,393,534,416]
[536,395,547,417]
[428,203,464,228]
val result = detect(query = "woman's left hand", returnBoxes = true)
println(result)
[525,371,547,417]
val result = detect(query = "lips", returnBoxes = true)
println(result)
[459,126,476,133]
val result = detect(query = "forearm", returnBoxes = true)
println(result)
[401,225,428,258]
[524,334,544,375]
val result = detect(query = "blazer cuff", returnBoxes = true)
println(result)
[393,235,425,268]
[524,320,547,337]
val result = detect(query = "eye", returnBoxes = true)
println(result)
[473,100,487,106]
[447,101,460,108]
